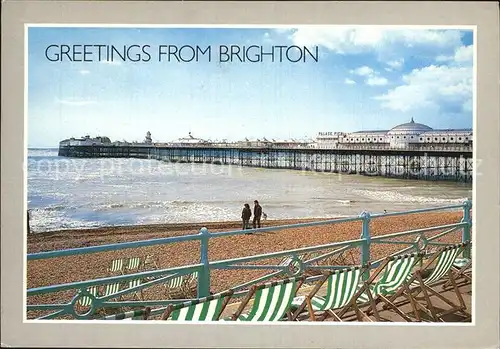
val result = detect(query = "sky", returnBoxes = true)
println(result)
[28,26,474,147]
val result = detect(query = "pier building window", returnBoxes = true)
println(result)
[419,138,423,141]
[434,137,438,141]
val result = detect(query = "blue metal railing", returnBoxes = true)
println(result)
[26,199,472,320]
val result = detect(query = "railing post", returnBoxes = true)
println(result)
[461,199,472,259]
[198,227,211,298]
[359,211,371,280]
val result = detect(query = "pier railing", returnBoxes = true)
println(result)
[26,200,472,320]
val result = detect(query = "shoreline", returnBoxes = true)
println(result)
[27,217,335,238]
[26,217,340,253]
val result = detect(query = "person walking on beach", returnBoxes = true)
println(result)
[253,200,263,229]
[241,203,251,230]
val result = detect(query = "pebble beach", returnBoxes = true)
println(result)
[26,210,468,319]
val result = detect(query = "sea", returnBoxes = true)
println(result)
[28,148,472,233]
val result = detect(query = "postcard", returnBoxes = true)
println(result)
[2,1,499,349]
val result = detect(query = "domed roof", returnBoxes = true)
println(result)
[388,118,433,134]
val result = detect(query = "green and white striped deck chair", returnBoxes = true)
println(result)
[337,252,423,322]
[389,242,470,322]
[77,283,121,309]
[230,276,306,322]
[189,271,198,282]
[77,286,99,307]
[104,282,121,297]
[159,290,234,321]
[128,279,143,300]
[100,308,151,320]
[125,257,142,272]
[108,259,124,274]
[290,266,365,321]
[164,274,190,299]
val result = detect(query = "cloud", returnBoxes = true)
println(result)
[435,44,473,65]
[453,45,473,63]
[350,65,388,86]
[344,78,356,85]
[374,64,472,115]
[366,76,388,86]
[386,59,404,70]
[351,66,374,76]
[284,27,465,61]
[79,69,90,75]
[55,98,97,106]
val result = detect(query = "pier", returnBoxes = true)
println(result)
[58,143,473,183]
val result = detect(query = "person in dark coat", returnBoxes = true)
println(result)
[252,200,263,229]
[241,203,251,230]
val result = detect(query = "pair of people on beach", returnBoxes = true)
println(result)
[241,200,266,231]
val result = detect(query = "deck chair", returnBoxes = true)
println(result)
[128,279,143,300]
[104,282,121,298]
[100,307,151,320]
[230,276,305,321]
[290,265,366,321]
[387,242,470,322]
[108,259,124,274]
[328,248,357,266]
[125,257,142,272]
[159,290,234,321]
[77,282,122,312]
[164,274,191,299]
[77,286,99,307]
[142,255,158,270]
[443,257,472,288]
[337,252,423,322]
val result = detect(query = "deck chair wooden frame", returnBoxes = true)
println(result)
[230,276,306,321]
[158,290,234,321]
[336,252,424,322]
[327,248,358,267]
[443,257,472,289]
[386,242,470,322]
[290,265,368,322]
[142,254,159,270]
